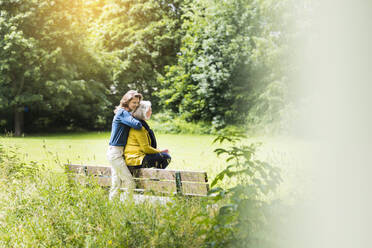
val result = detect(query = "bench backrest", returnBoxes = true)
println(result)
[66,164,209,196]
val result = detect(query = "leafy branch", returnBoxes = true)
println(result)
[202,131,283,247]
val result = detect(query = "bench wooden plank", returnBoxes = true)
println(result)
[182,182,209,195]
[135,179,209,195]
[67,174,109,186]
[68,164,207,183]
[77,177,209,195]
[66,164,209,196]
[95,176,111,186]
[67,164,87,174]
[135,180,176,194]
[87,166,111,177]
[134,169,208,183]
[67,164,110,175]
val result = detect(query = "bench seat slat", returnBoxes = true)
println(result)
[69,176,209,195]
[67,164,87,174]
[135,179,209,195]
[182,181,209,195]
[68,164,111,175]
[87,166,111,177]
[136,180,176,194]
[135,169,207,183]
[68,175,111,186]
[68,164,207,183]
[66,164,209,196]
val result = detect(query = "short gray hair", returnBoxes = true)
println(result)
[132,101,151,120]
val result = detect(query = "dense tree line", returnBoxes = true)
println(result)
[0,0,290,135]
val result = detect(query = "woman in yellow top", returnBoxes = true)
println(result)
[124,101,171,172]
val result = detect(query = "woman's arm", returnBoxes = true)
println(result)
[118,110,142,130]
[133,128,161,154]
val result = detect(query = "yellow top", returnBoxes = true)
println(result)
[124,127,160,166]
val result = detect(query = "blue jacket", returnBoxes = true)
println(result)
[109,108,142,146]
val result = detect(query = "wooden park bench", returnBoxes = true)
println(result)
[65,164,209,197]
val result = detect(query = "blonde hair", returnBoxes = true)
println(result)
[114,90,143,113]
[132,101,152,120]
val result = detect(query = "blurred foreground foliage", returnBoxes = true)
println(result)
[199,131,283,247]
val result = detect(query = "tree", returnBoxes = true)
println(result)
[157,0,291,131]
[0,0,43,135]
[91,0,184,110]
[0,0,111,135]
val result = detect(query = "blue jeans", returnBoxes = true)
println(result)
[142,152,171,169]
[128,152,171,175]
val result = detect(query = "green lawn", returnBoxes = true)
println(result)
[0,132,226,180]
[0,132,306,201]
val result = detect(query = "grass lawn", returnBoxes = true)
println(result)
[0,132,226,180]
[0,132,307,201]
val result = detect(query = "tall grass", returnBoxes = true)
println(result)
[0,178,210,247]
[0,133,298,247]
[0,144,214,247]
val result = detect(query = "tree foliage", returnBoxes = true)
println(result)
[0,0,292,134]
[158,0,291,130]
[0,0,111,133]
[199,131,282,247]
[91,0,184,110]
[158,0,254,127]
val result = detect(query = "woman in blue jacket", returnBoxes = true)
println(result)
[107,90,143,200]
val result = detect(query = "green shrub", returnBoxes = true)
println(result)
[197,131,283,248]
[149,111,211,134]
[149,111,240,135]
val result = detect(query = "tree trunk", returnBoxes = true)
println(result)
[12,73,25,137]
[14,107,24,137]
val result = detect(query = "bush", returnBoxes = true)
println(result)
[149,111,240,135]
[197,131,283,248]
[149,111,211,134]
